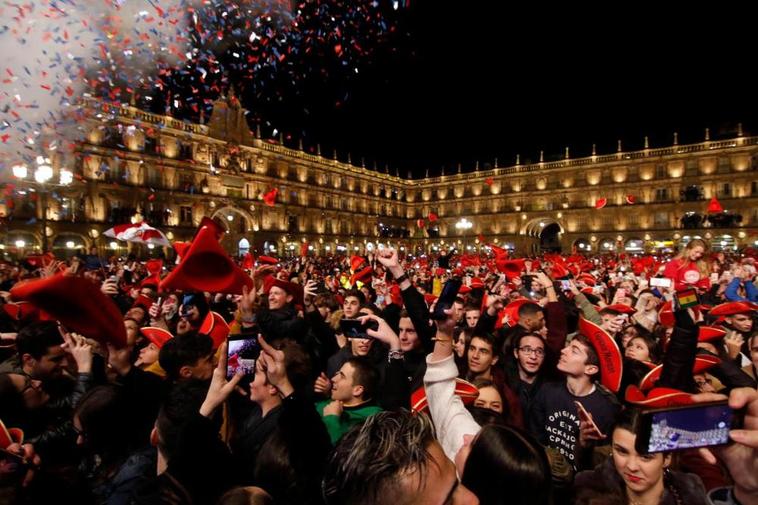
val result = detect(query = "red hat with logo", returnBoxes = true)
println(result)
[11,274,127,348]
[578,317,623,393]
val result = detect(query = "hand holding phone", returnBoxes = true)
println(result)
[431,278,462,321]
[635,400,743,454]
[226,334,261,380]
[339,318,379,339]
[576,401,605,447]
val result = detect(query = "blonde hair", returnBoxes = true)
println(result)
[674,238,711,278]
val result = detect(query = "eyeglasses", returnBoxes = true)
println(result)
[518,346,545,357]
[694,378,713,387]
[18,373,41,395]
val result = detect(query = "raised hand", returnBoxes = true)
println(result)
[62,332,93,374]
[199,342,244,417]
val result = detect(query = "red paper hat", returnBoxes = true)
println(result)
[639,355,721,391]
[11,275,127,348]
[578,317,623,393]
[549,263,570,279]
[625,385,694,407]
[580,287,594,295]
[350,266,374,286]
[0,419,24,449]
[194,217,226,241]
[658,300,675,327]
[24,253,55,269]
[258,256,279,265]
[577,273,597,286]
[160,224,253,295]
[350,255,366,272]
[459,285,472,295]
[434,268,446,277]
[602,304,637,315]
[707,196,724,214]
[423,293,438,305]
[709,301,757,316]
[470,277,485,289]
[132,294,154,313]
[2,301,38,321]
[141,259,164,287]
[198,311,230,349]
[140,327,173,349]
[503,298,531,327]
[411,378,479,413]
[498,259,526,279]
[389,284,403,307]
[698,325,727,343]
[264,277,304,307]
[172,242,191,262]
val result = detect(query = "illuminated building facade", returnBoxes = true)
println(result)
[2,94,757,259]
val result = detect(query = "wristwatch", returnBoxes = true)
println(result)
[395,273,409,284]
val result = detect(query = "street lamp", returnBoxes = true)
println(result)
[12,156,73,253]
[455,218,473,231]
[455,217,474,250]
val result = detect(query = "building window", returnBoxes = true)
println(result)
[718,157,730,169]
[752,181,757,196]
[654,212,669,226]
[721,183,731,197]
[656,164,667,178]
[180,206,193,224]
[655,188,669,201]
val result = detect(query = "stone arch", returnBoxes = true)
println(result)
[520,217,565,238]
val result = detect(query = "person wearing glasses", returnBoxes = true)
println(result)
[505,332,549,420]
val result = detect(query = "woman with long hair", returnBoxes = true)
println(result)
[663,239,711,292]
[573,408,709,505]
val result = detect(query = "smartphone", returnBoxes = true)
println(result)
[560,280,572,291]
[635,401,743,454]
[339,318,379,339]
[649,277,672,288]
[226,334,261,380]
[430,278,463,320]
[575,401,604,438]
[522,275,535,292]
[710,273,719,283]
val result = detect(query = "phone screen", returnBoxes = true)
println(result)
[227,335,261,380]
[431,278,462,320]
[560,280,571,291]
[637,402,740,453]
[339,318,379,339]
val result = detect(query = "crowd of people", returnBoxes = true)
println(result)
[0,225,757,505]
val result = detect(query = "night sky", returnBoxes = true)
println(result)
[275,4,758,178]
